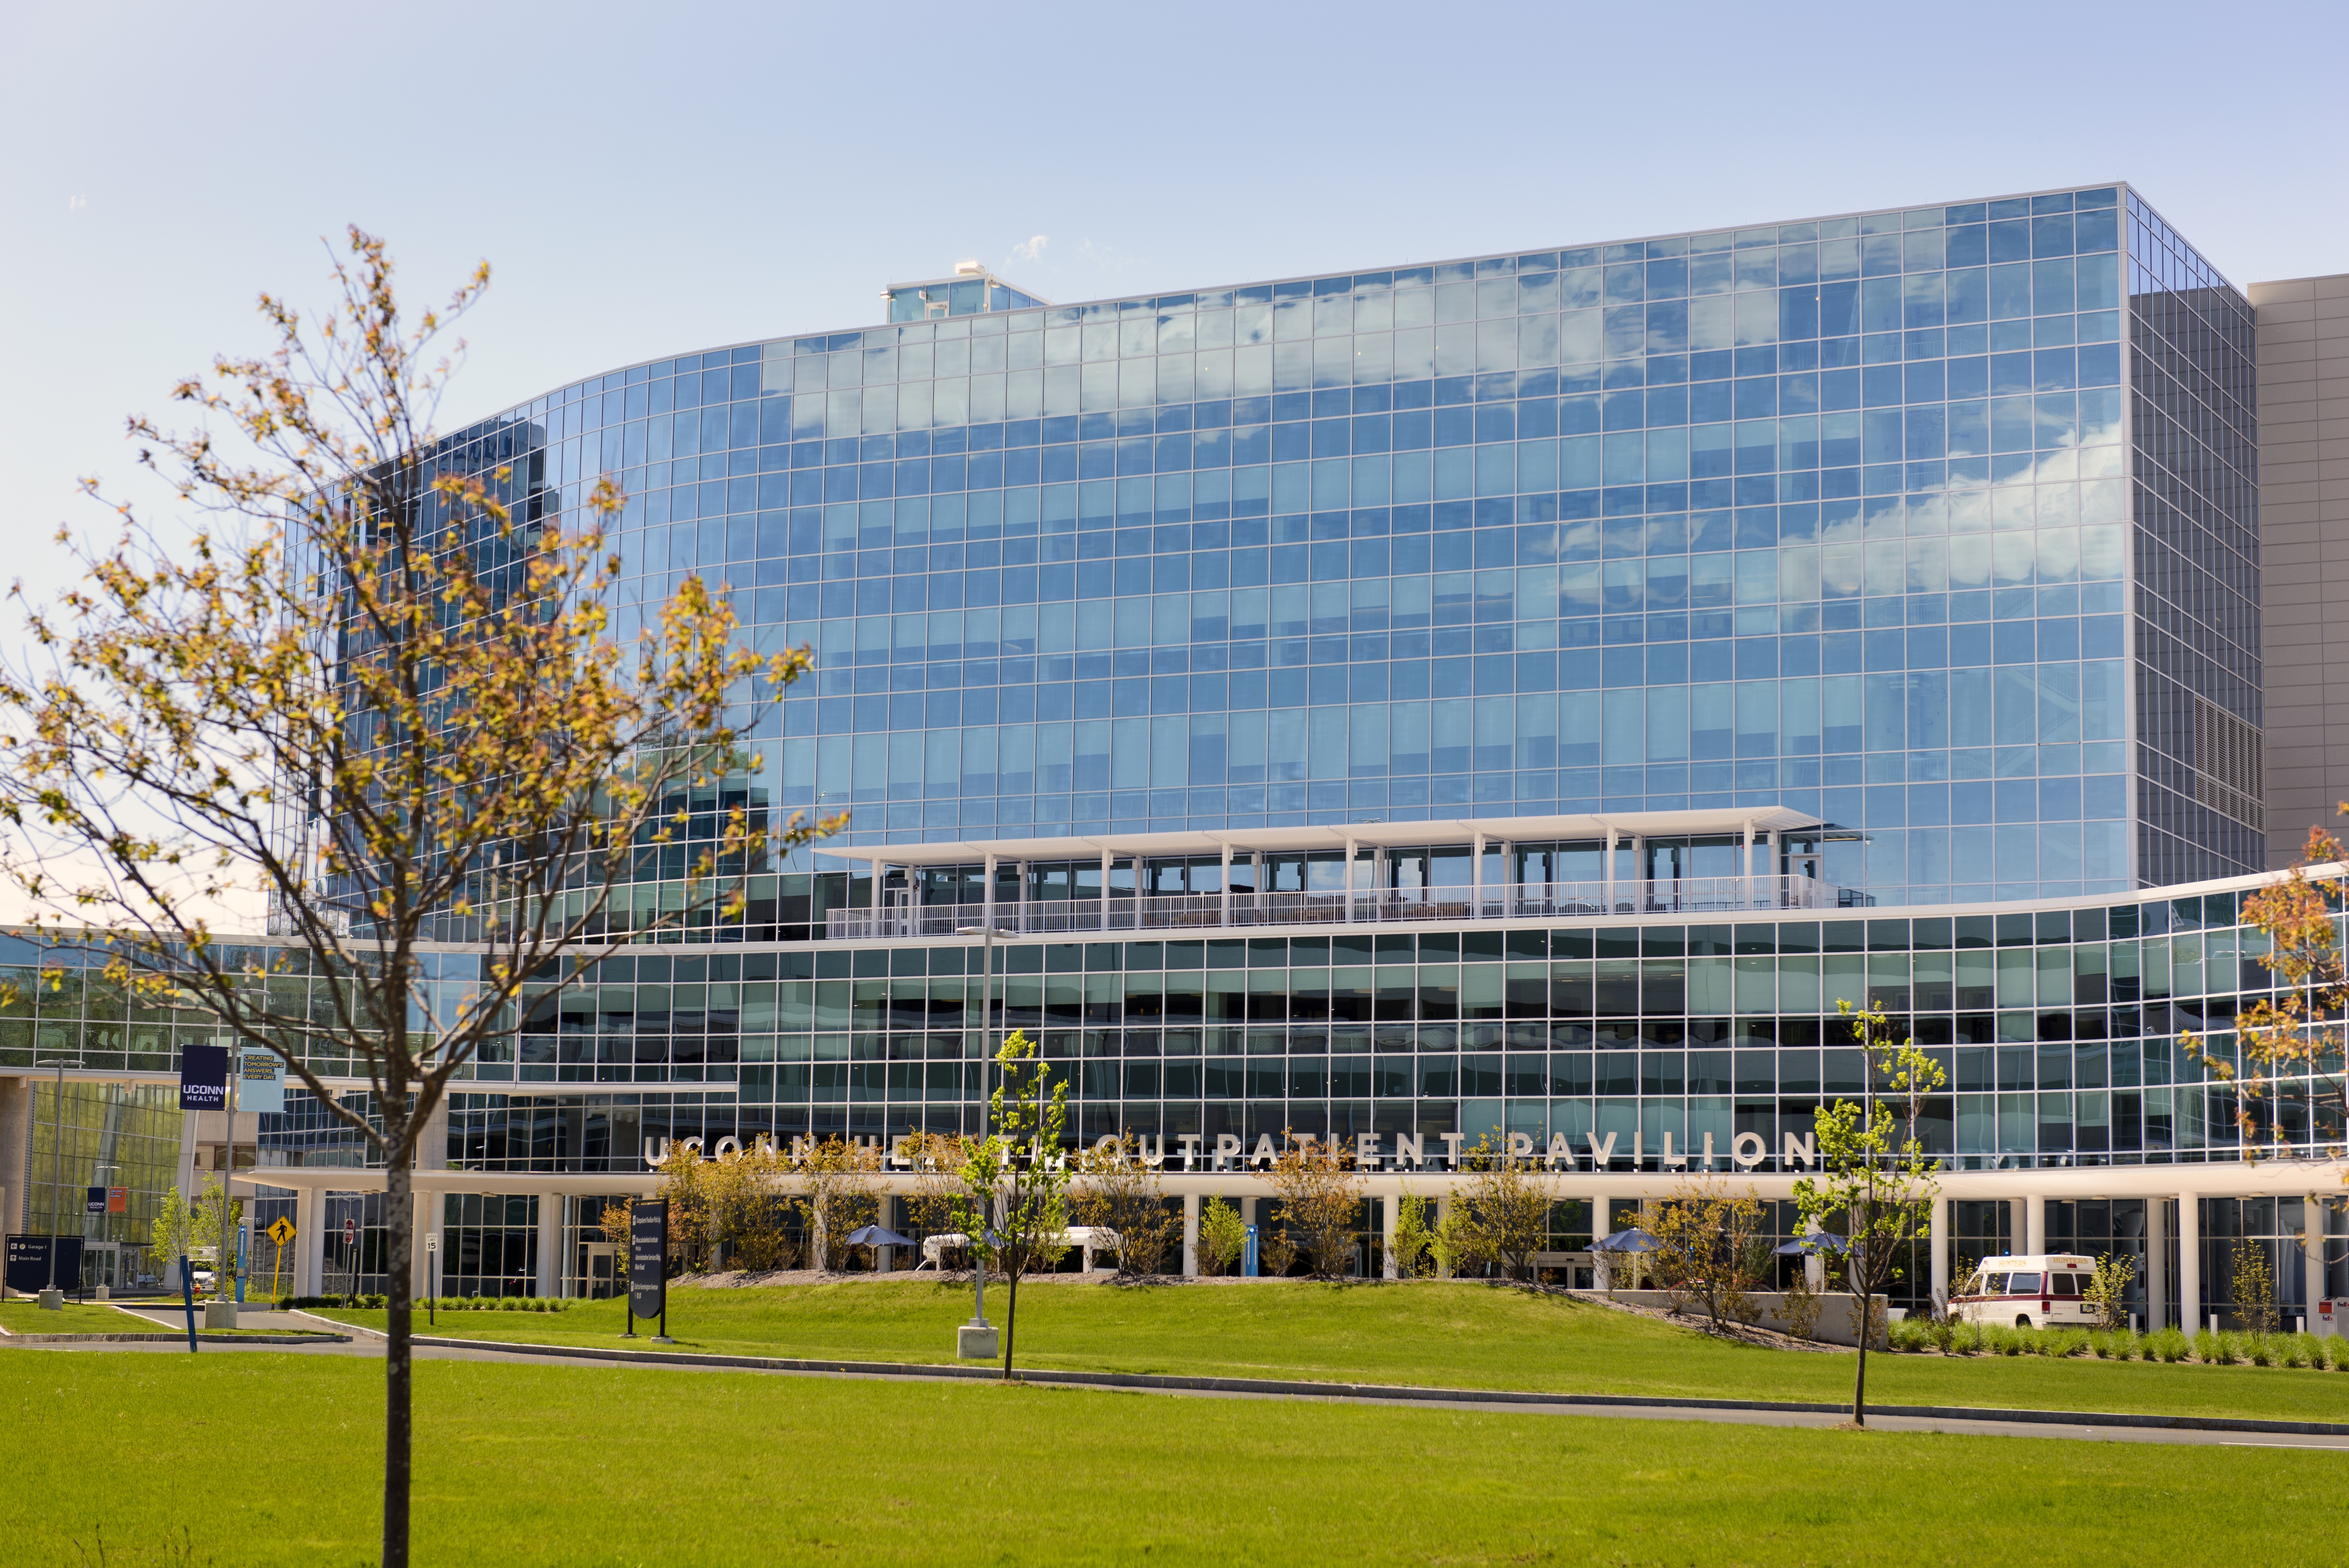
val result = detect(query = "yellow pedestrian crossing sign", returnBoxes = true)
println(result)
[267,1217,295,1246]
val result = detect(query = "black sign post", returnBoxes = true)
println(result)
[628,1199,671,1343]
[6,1235,83,1295]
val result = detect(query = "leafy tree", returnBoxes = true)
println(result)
[2230,1235,2279,1334]
[0,232,834,1568]
[1793,999,1945,1426]
[1386,1188,1435,1279]
[949,1029,1069,1378]
[1650,1176,1768,1331]
[2186,823,2349,1157]
[1452,1133,1555,1281]
[150,1174,238,1292]
[648,1141,716,1272]
[797,1136,881,1271]
[2083,1251,2139,1332]
[1197,1196,1247,1276]
[1262,1131,1365,1279]
[1071,1135,1175,1278]
[705,1139,796,1272]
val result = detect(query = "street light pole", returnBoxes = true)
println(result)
[34,1057,69,1295]
[955,924,1012,1334]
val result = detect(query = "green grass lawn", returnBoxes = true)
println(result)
[0,1300,177,1335]
[313,1279,2349,1423]
[0,1350,2333,1568]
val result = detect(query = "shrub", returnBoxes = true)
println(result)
[2150,1328,2191,1363]
[2286,1333,2322,1369]
[2089,1331,2119,1360]
[1887,1318,1932,1352]
[2327,1337,2349,1371]
[2247,1333,2276,1367]
[2193,1328,2225,1364]
[2041,1328,2089,1358]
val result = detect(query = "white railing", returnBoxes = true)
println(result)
[826,875,1848,941]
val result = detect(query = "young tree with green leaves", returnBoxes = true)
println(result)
[950,1028,1070,1379]
[1386,1188,1434,1279]
[1794,999,1945,1426]
[0,232,836,1568]
[1198,1196,1247,1276]
[1453,1133,1555,1281]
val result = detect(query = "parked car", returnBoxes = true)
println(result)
[1950,1253,2100,1329]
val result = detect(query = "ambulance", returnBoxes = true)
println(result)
[1949,1254,2103,1329]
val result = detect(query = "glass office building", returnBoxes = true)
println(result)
[4,184,2321,1323]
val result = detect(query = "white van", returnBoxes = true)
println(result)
[1950,1254,2101,1329]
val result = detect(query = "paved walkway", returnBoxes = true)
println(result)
[12,1326,2346,1450]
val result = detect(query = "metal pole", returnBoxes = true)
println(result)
[49,1058,62,1292]
[220,1061,237,1306]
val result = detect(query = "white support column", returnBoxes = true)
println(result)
[411,1190,435,1300]
[1766,828,1783,905]
[1499,841,1515,915]
[1604,827,1618,912]
[1219,844,1233,927]
[293,1185,325,1299]
[1629,835,1646,912]
[872,860,886,914]
[2146,1196,2168,1330]
[1251,852,1265,916]
[1100,848,1113,931]
[1182,1192,1200,1278]
[982,853,997,934]
[1344,838,1358,923]
[1016,860,1030,934]
[2025,1193,2046,1256]
[1929,1195,1948,1313]
[2306,1194,2326,1333]
[1470,833,1486,917]
[2178,1192,2201,1331]
[536,1194,563,1299]
[1741,820,1756,909]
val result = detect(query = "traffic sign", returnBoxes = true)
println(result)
[343,1217,357,1246]
[426,1232,439,1253]
[267,1217,295,1247]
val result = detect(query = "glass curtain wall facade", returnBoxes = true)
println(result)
[415,181,2262,926]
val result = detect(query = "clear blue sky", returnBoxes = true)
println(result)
[3,0,2343,604]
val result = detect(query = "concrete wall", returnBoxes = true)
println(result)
[1595,1288,1889,1348]
[2251,272,2349,864]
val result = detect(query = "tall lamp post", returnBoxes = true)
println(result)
[955,925,1012,1348]
[32,1057,72,1302]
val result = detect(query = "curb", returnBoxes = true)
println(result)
[0,1332,351,1345]
[400,1335,2349,1438]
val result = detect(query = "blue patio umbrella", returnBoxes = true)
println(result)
[1593,1228,1662,1253]
[844,1225,918,1249]
[1773,1232,1848,1256]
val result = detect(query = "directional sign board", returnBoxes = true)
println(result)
[629,1199,668,1320]
[267,1217,295,1247]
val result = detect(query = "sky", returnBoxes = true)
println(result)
[4,0,2345,613]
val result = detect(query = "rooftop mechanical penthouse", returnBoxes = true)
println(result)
[5,183,2331,1335]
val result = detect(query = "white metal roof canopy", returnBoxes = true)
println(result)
[813,808,1826,869]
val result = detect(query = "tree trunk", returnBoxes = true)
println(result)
[1000,1268,1019,1381]
[1850,1281,1870,1426]
[383,1137,414,1568]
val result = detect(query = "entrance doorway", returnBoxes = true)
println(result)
[583,1243,618,1299]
